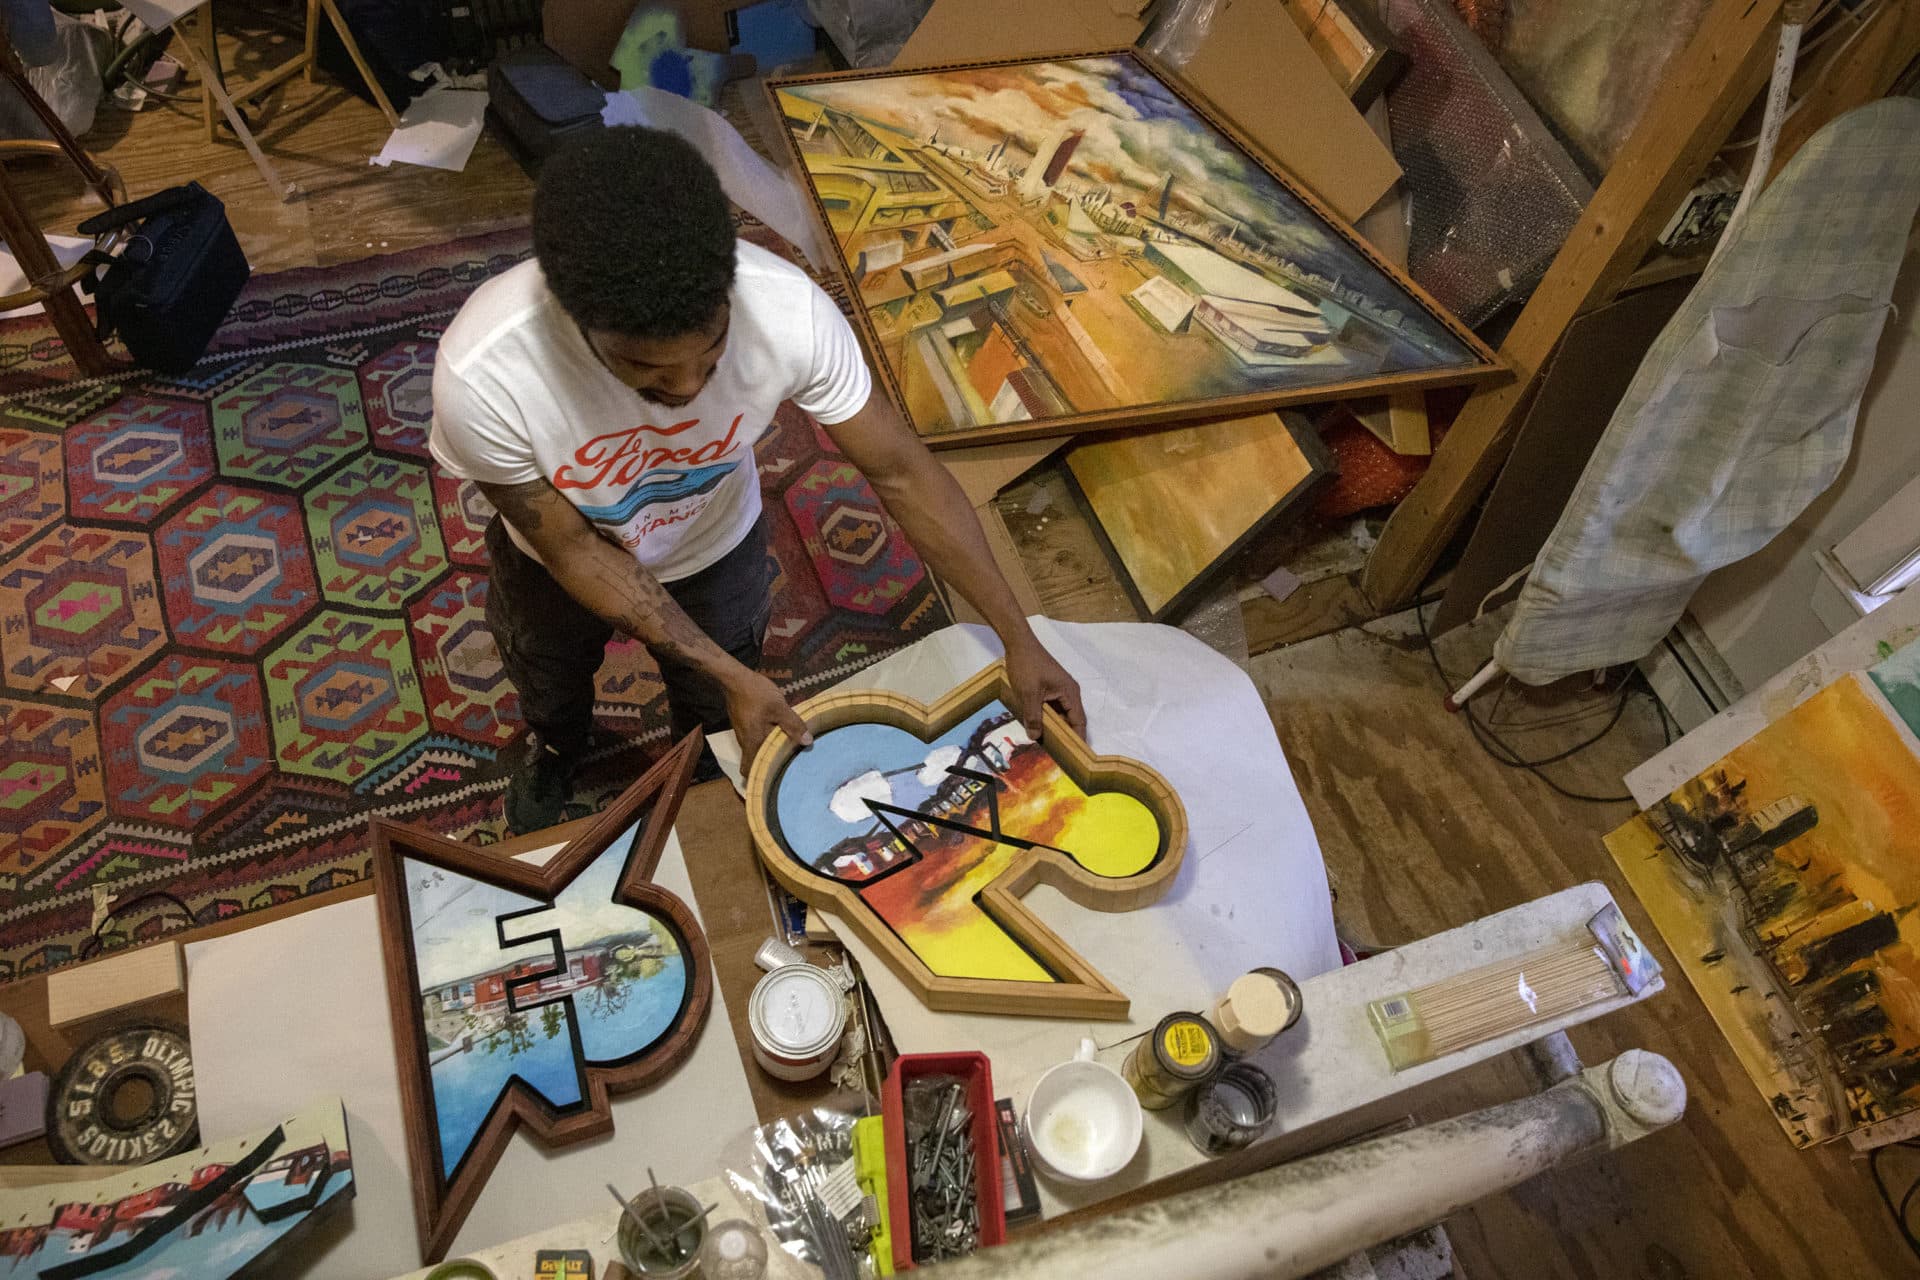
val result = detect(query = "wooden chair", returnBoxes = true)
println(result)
[0,28,127,375]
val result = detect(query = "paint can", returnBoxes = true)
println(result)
[1209,968,1303,1055]
[1183,1061,1278,1156]
[1120,1012,1220,1110]
[748,963,846,1081]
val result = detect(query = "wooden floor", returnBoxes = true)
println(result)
[1254,618,1915,1277]
[21,40,1917,1276]
[15,8,532,272]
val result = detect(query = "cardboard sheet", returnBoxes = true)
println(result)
[893,0,1399,224]
[718,619,1340,1097]
[602,85,831,271]
[186,831,758,1276]
[370,89,489,172]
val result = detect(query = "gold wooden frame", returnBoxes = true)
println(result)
[744,662,1187,1019]
[765,49,1502,450]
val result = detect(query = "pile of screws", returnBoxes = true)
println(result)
[905,1078,979,1263]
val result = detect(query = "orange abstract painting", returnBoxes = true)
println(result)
[1607,674,1920,1144]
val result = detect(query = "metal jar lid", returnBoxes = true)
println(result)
[748,964,845,1060]
[1214,969,1303,1052]
[1150,1012,1220,1081]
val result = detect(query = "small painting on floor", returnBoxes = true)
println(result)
[1605,674,1920,1145]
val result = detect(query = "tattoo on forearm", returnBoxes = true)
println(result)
[482,479,551,534]
[475,476,735,676]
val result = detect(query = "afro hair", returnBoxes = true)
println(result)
[532,127,737,339]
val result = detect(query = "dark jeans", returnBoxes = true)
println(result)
[484,514,774,758]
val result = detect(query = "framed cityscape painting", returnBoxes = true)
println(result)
[371,734,708,1263]
[767,50,1499,448]
[743,662,1187,1018]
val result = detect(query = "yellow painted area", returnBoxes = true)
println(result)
[870,834,1051,982]
[1051,790,1161,878]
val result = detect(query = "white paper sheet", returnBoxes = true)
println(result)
[0,235,92,317]
[114,0,201,32]
[719,619,1341,1099]
[602,86,831,271]
[186,831,757,1278]
[371,89,489,173]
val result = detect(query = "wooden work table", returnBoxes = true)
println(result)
[0,770,1663,1274]
[0,778,837,1176]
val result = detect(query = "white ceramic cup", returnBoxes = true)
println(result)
[1021,1037,1143,1183]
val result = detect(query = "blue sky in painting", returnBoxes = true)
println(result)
[414,823,690,1178]
[774,702,1012,867]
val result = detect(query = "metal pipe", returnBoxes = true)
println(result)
[1520,1030,1583,1087]
[921,1050,1685,1280]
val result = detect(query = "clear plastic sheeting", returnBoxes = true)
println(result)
[1485,0,1716,177]
[805,0,935,68]
[0,11,105,138]
[1379,0,1592,334]
[1141,0,1224,67]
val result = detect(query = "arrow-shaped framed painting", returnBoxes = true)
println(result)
[371,732,708,1263]
[745,663,1187,1018]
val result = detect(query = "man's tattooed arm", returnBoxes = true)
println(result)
[476,478,734,676]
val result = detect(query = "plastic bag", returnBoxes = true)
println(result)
[726,1109,878,1278]
[804,0,933,68]
[0,10,105,139]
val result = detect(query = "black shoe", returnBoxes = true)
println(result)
[504,736,578,834]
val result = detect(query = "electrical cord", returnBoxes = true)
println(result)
[1414,598,1639,804]
[74,890,197,963]
[1870,1140,1920,1259]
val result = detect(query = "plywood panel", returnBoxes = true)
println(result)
[1063,412,1328,618]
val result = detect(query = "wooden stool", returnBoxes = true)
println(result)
[190,0,402,141]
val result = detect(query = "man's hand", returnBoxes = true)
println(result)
[727,670,813,773]
[1006,636,1086,741]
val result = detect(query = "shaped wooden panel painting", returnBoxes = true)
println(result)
[372,734,709,1263]
[768,50,1498,448]
[745,663,1186,1018]
[1604,670,1920,1147]
[0,1097,352,1279]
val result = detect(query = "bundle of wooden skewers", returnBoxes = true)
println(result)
[1369,939,1626,1069]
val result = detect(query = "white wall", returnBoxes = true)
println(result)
[1686,245,1920,691]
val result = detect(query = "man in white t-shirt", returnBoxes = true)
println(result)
[430,126,1083,832]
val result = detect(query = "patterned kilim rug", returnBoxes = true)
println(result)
[0,223,949,976]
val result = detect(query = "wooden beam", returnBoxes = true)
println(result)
[1360,0,1791,610]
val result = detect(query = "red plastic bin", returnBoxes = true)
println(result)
[880,1051,1006,1270]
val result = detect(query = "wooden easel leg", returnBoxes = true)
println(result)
[317,0,401,128]
[302,0,319,83]
[195,6,219,144]
[171,31,300,202]
[0,161,114,377]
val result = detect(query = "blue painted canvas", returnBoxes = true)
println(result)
[406,822,692,1179]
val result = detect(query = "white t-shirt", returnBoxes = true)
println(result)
[428,240,872,582]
